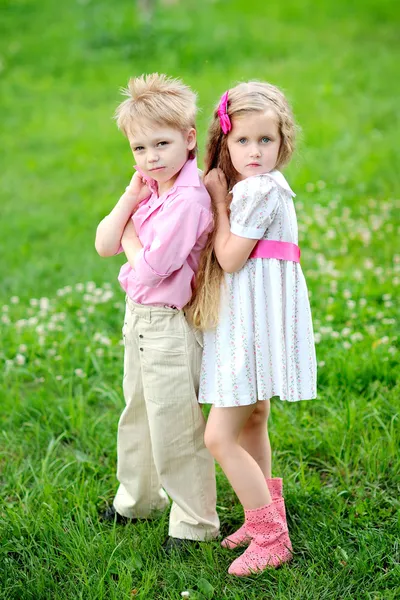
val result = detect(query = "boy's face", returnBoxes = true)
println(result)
[128,124,196,192]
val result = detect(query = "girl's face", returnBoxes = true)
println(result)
[128,123,196,193]
[227,110,281,181]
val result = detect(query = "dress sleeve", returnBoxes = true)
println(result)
[230,175,279,239]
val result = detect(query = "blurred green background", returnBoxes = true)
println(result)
[1,1,399,598]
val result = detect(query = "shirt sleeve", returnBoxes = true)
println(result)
[134,194,212,288]
[230,175,279,239]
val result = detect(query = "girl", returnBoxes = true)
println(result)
[190,82,317,576]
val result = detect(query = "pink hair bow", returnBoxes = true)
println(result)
[217,90,231,134]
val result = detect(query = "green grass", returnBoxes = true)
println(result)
[1,0,399,598]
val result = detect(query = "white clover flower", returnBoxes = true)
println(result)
[181,593,190,599]
[56,289,65,297]
[2,305,9,312]
[341,328,351,337]
[48,348,57,356]
[54,355,62,361]
[38,336,45,345]
[56,375,63,381]
[64,285,72,294]
[5,359,14,369]
[388,346,397,355]
[384,300,393,308]
[86,281,96,292]
[103,282,112,289]
[317,180,326,190]
[347,300,356,309]
[15,319,27,328]
[364,258,374,270]
[30,298,39,307]
[327,297,335,305]
[75,283,85,292]
[380,336,389,344]
[95,348,104,357]
[15,354,26,365]
[87,306,95,314]
[331,331,340,339]
[382,318,395,325]
[343,290,352,299]
[74,368,85,378]
[1,315,10,325]
[10,296,20,304]
[382,293,392,301]
[36,377,45,383]
[39,297,50,310]
[320,326,332,335]
[343,341,352,350]
[305,182,315,193]
[376,311,384,319]
[392,277,399,286]
[83,294,93,303]
[326,315,334,322]
[314,333,321,343]
[393,254,400,264]
[18,344,28,353]
[350,333,364,342]
[366,325,376,335]
[79,317,86,324]
[359,298,367,307]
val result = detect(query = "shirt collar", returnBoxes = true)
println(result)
[267,170,296,197]
[134,156,200,197]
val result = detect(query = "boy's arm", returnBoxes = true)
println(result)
[94,173,150,257]
[120,220,143,266]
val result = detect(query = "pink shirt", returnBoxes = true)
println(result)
[118,157,213,309]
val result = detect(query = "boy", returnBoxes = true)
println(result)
[95,73,219,549]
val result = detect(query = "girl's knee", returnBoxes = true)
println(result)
[246,400,270,429]
[204,428,230,459]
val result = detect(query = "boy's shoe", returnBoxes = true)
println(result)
[100,505,134,524]
[162,536,199,554]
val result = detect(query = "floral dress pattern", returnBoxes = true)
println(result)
[198,170,317,406]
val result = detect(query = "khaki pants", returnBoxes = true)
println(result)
[113,298,220,540]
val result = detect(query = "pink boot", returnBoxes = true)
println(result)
[221,478,283,549]
[228,499,293,577]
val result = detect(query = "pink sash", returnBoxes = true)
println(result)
[250,240,301,263]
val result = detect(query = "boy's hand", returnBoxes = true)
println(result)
[124,172,151,207]
[204,168,229,206]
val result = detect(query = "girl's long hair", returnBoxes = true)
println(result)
[187,81,297,331]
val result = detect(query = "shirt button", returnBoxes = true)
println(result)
[139,347,143,352]
[139,334,143,338]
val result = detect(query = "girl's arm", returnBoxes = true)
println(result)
[205,170,258,273]
[95,173,149,257]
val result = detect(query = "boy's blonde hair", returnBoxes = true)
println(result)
[188,81,297,330]
[114,73,198,138]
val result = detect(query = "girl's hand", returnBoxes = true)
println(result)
[204,168,229,205]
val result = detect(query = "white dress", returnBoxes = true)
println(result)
[198,170,317,407]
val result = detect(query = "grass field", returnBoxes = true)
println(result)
[1,0,399,598]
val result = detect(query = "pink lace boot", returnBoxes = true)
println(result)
[221,478,283,549]
[228,498,293,577]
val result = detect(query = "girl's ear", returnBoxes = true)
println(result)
[187,128,197,151]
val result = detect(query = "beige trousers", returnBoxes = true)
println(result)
[113,298,220,541]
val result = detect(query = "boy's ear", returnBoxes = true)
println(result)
[187,128,197,151]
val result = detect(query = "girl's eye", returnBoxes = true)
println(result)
[261,137,271,143]
[238,138,247,144]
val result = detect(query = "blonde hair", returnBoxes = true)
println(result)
[114,73,198,139]
[188,81,297,330]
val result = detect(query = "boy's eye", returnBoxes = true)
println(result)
[261,137,271,143]
[157,141,169,147]
[133,146,144,152]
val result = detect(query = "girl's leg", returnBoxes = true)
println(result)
[205,405,272,510]
[238,400,271,478]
